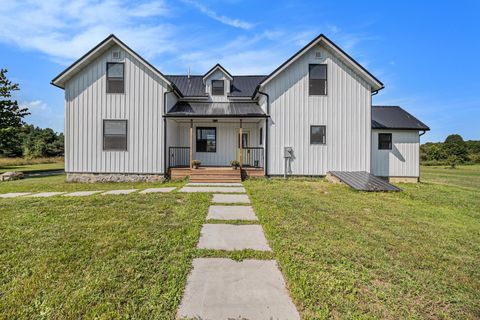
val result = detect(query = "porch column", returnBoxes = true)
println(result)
[239,119,243,169]
[189,119,193,169]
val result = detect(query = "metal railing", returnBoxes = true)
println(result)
[241,147,264,168]
[169,147,190,168]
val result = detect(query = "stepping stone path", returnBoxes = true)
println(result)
[0,187,177,199]
[212,194,250,203]
[101,189,138,195]
[28,192,66,197]
[178,182,300,319]
[0,192,31,198]
[186,182,243,187]
[179,186,246,193]
[207,205,258,221]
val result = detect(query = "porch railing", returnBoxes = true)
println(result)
[241,147,264,168]
[169,147,190,168]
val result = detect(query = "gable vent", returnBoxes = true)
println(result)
[112,50,121,60]
[315,51,323,59]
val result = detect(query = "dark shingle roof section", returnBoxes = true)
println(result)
[329,171,401,192]
[165,75,266,97]
[372,106,430,131]
[166,76,206,97]
[166,101,267,117]
[230,76,267,97]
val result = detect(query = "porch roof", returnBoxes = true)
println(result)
[165,101,268,118]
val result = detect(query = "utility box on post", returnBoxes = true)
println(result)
[284,147,293,159]
[283,147,293,179]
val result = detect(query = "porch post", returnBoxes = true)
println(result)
[189,119,193,169]
[239,119,243,169]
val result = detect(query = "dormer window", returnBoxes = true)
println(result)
[211,80,224,95]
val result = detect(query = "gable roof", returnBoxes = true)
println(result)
[166,75,266,97]
[257,34,384,93]
[51,34,175,92]
[372,106,430,130]
[202,63,233,81]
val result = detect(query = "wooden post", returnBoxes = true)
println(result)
[239,119,243,169]
[189,119,193,169]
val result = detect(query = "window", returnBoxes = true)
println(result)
[196,127,216,152]
[378,133,392,150]
[103,120,127,151]
[310,125,326,144]
[106,62,124,93]
[309,64,327,95]
[211,80,224,95]
[259,127,263,145]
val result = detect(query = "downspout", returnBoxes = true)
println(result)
[257,91,269,176]
[163,89,173,178]
[419,130,426,137]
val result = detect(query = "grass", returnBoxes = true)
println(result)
[0,190,210,319]
[244,170,480,319]
[1,167,479,319]
[0,157,64,173]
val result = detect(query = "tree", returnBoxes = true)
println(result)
[442,134,468,164]
[0,69,30,156]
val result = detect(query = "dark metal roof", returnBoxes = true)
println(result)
[372,106,430,131]
[165,101,267,118]
[165,75,266,97]
[329,171,401,192]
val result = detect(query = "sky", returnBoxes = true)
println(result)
[0,0,479,143]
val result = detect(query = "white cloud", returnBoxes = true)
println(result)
[20,100,63,131]
[20,100,47,111]
[181,0,254,30]
[0,0,175,63]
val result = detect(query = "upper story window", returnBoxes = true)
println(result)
[310,125,326,144]
[211,80,224,95]
[103,120,127,151]
[378,133,392,150]
[196,127,217,152]
[106,62,124,94]
[309,64,327,95]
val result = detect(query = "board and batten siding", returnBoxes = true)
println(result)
[371,130,420,177]
[64,44,168,174]
[262,43,372,175]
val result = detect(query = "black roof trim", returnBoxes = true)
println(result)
[50,34,183,97]
[203,63,233,80]
[254,33,384,97]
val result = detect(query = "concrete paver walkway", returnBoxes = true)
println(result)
[198,224,271,251]
[178,258,300,320]
[27,192,66,197]
[101,189,139,195]
[212,194,250,203]
[63,191,102,197]
[207,205,258,221]
[0,192,31,198]
[179,186,246,193]
[139,187,176,193]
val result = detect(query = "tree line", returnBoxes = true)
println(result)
[421,134,480,166]
[0,69,64,158]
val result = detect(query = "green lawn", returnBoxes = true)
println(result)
[0,158,64,174]
[244,167,480,319]
[1,166,479,319]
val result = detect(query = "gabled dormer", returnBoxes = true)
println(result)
[202,64,233,98]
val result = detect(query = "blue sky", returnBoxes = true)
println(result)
[1,0,479,142]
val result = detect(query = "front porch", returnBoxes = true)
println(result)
[166,116,266,181]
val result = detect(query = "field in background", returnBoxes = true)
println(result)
[420,164,480,189]
[0,157,64,173]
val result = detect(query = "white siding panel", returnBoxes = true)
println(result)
[263,44,371,175]
[371,130,420,177]
[64,45,168,174]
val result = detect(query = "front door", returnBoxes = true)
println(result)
[237,131,250,164]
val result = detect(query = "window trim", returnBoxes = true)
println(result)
[106,62,125,94]
[378,133,392,150]
[310,125,326,145]
[211,80,224,96]
[196,127,217,153]
[103,119,128,151]
[309,64,327,96]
